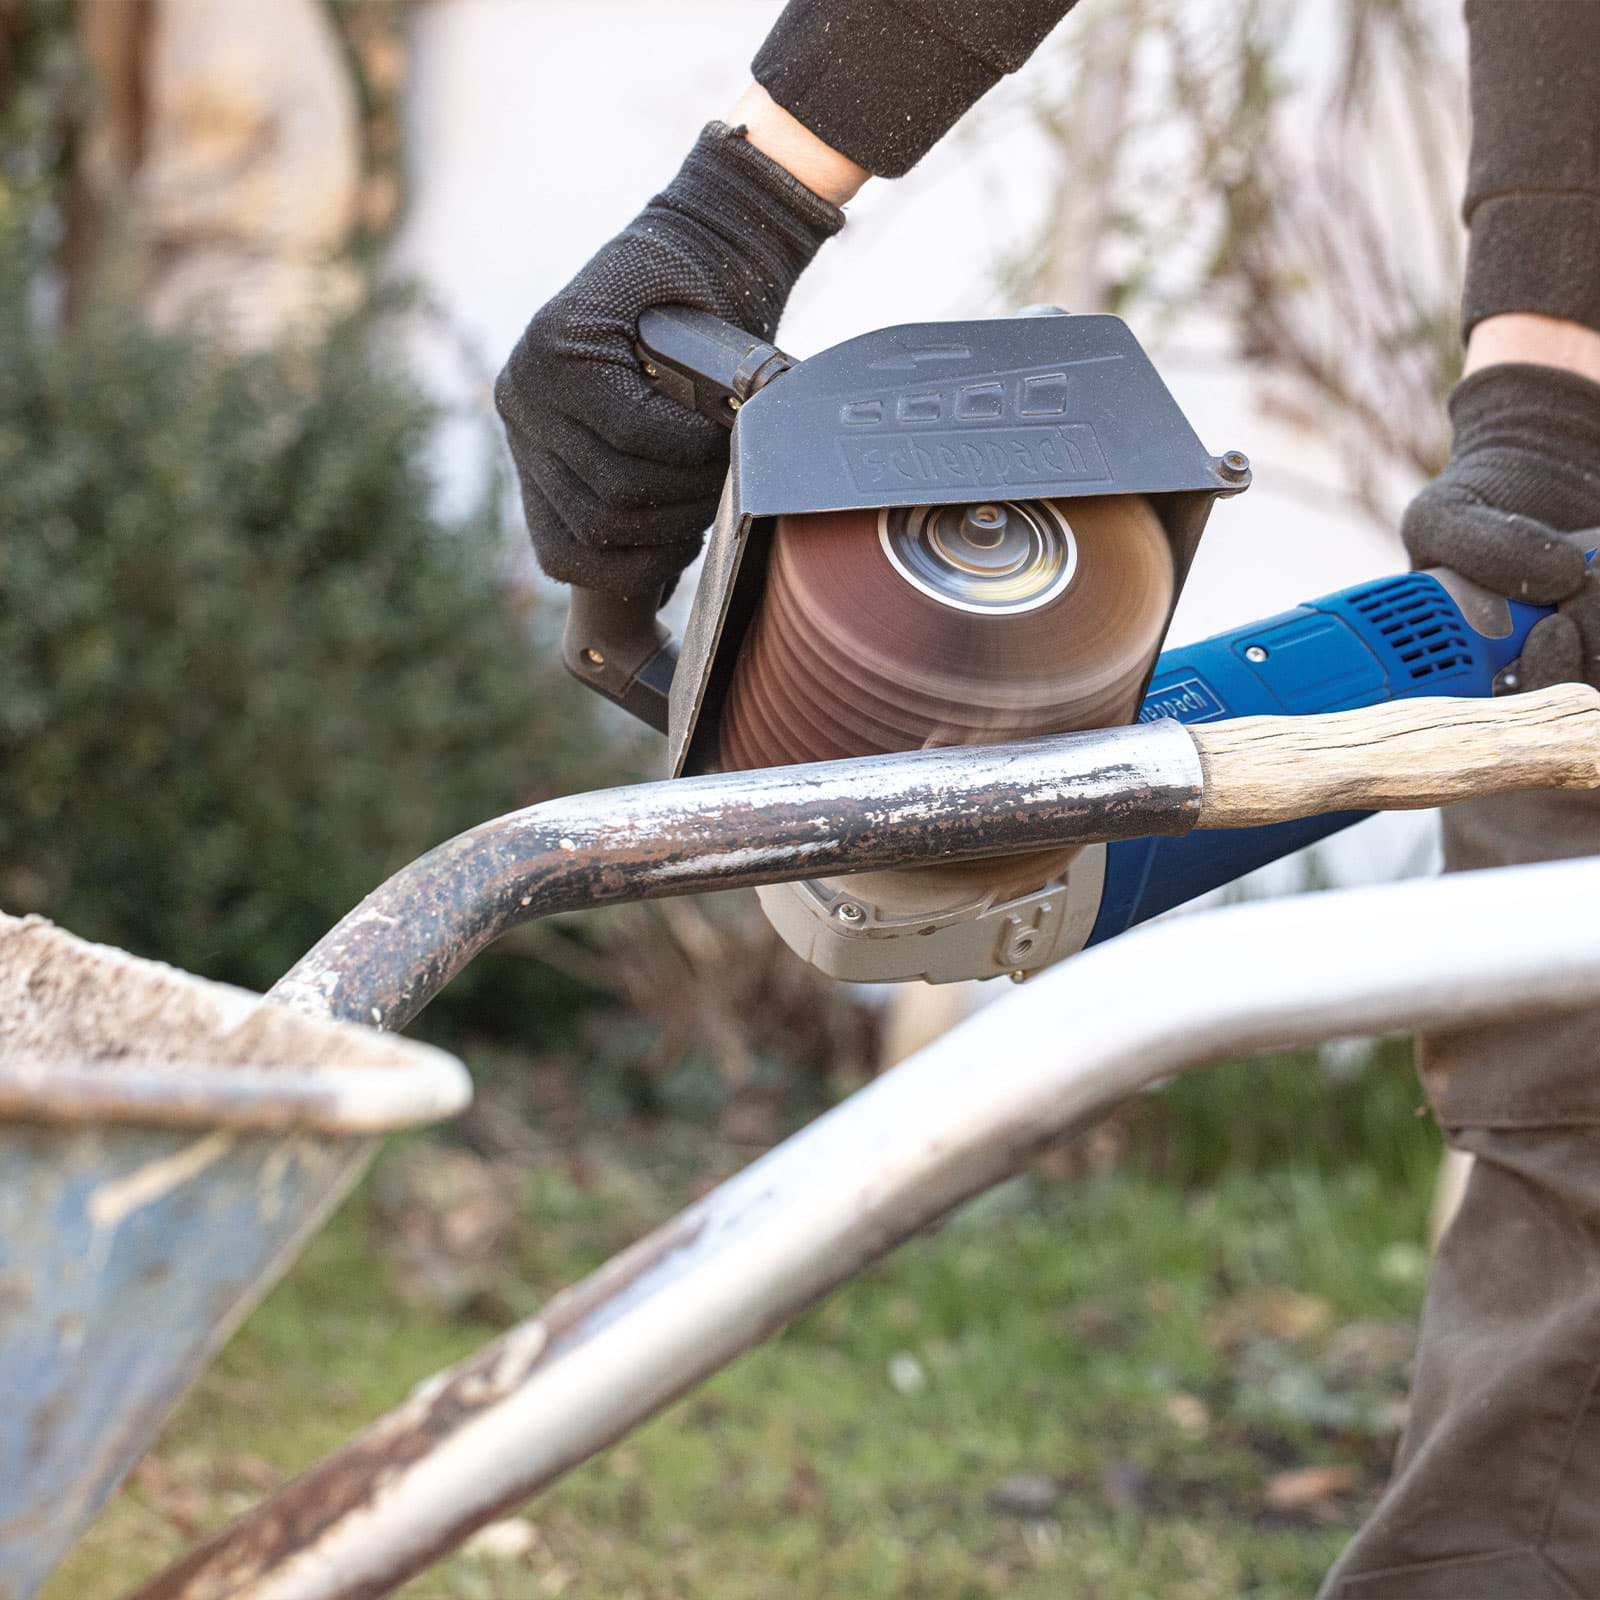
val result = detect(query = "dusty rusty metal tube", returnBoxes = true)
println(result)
[269,721,1205,1028]
[128,858,1600,1600]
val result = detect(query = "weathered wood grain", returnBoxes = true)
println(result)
[1193,684,1600,829]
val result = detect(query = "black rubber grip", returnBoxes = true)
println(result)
[635,307,793,428]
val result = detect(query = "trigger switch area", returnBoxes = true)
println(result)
[1230,609,1388,714]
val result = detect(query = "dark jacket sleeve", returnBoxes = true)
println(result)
[1462,0,1600,336]
[753,0,1078,178]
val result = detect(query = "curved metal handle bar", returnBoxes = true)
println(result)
[270,721,1204,1028]
[138,858,1600,1600]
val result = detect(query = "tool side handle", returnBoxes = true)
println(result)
[562,589,678,735]
[561,308,794,732]
[635,306,793,428]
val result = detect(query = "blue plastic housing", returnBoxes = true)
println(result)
[1086,573,1550,945]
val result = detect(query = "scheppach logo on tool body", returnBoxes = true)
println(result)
[840,425,1108,493]
[835,367,1112,494]
[1138,677,1227,725]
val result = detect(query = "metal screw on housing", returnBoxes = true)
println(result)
[1245,645,1268,664]
[834,901,866,926]
[1218,450,1250,483]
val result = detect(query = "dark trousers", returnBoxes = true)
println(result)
[1322,790,1600,1598]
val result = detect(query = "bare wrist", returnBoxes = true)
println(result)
[1465,314,1600,387]
[731,83,868,207]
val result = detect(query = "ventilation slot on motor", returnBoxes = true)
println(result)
[1349,576,1475,683]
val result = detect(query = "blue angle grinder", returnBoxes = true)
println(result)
[561,306,1578,983]
[1091,565,1552,947]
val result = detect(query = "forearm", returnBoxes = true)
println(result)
[1466,315,1600,385]
[752,0,1078,179]
[1411,0,1600,620]
[733,85,868,206]
[1461,0,1600,339]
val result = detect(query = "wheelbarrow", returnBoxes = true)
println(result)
[0,918,470,1600]
[7,684,1600,1599]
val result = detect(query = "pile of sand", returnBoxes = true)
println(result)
[0,911,411,1075]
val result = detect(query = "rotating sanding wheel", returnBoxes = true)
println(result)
[719,494,1175,911]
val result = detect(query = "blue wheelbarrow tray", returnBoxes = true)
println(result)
[0,911,470,1600]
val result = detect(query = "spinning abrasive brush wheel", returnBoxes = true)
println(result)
[721,494,1173,765]
[561,307,1253,982]
[719,494,1174,907]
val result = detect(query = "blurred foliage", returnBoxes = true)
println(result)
[326,0,414,253]
[1123,1039,1439,1191]
[998,0,1465,520]
[0,0,85,232]
[0,0,407,244]
[503,898,880,1140]
[0,227,627,1036]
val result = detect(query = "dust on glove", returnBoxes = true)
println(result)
[1402,362,1600,689]
[1520,570,1600,691]
[495,122,843,599]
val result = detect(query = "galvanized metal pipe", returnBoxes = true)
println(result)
[270,721,1204,1028]
[134,857,1600,1600]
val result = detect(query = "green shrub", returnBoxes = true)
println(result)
[1122,1039,1441,1190]
[0,238,626,1037]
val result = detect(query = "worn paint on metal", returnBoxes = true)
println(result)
[129,1214,708,1600]
[0,1060,471,1137]
[271,721,1206,1030]
[0,1124,371,1600]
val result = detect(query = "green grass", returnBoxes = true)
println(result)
[49,1047,1438,1600]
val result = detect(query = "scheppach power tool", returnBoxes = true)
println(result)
[563,307,1570,984]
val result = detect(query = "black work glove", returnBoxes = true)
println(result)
[495,122,844,598]
[1402,363,1600,689]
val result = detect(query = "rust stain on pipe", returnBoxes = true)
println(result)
[128,1212,705,1600]
[270,724,1205,1031]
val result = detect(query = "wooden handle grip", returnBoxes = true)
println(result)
[1192,684,1600,830]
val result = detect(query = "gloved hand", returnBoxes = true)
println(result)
[1402,362,1600,689]
[495,122,844,598]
